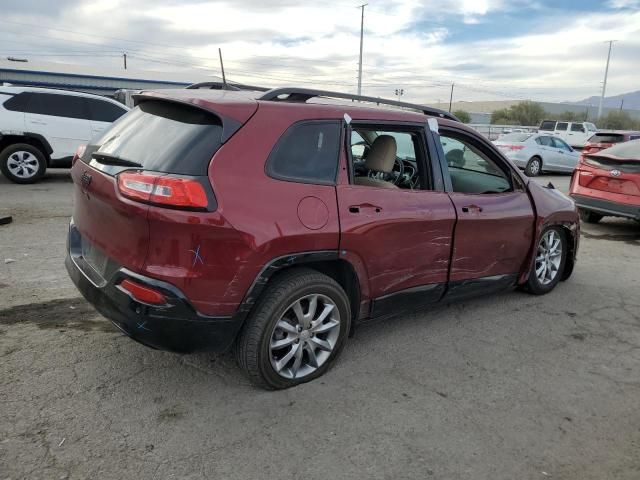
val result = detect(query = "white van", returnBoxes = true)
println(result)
[538,120,597,148]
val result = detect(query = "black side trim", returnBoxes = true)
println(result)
[444,274,518,302]
[49,155,73,168]
[371,283,445,319]
[236,251,340,319]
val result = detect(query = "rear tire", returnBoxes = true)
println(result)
[235,268,351,390]
[524,156,542,177]
[579,209,603,224]
[524,227,567,295]
[0,143,47,184]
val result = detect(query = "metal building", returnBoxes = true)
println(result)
[0,58,221,96]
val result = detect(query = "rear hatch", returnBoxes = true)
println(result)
[578,140,640,198]
[71,96,256,279]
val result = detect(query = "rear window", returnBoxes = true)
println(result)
[87,98,127,123]
[598,139,640,159]
[266,121,341,185]
[87,100,223,175]
[539,121,556,131]
[589,133,625,144]
[500,133,531,142]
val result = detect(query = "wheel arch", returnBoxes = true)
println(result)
[0,133,52,164]
[236,251,364,334]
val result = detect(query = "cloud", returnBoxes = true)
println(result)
[0,0,638,103]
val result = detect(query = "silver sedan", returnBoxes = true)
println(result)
[493,133,581,176]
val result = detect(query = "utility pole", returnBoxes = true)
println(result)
[357,4,367,96]
[395,88,404,101]
[597,40,615,119]
[123,52,127,70]
[620,98,624,111]
[448,83,455,112]
[218,48,227,89]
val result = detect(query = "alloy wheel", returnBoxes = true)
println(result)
[7,151,40,179]
[269,294,341,379]
[535,230,562,285]
[529,159,540,175]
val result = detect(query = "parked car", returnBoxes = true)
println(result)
[582,131,640,155]
[539,120,597,148]
[0,86,129,183]
[494,132,581,176]
[570,139,640,223]
[66,87,579,389]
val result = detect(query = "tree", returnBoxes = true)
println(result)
[558,110,588,122]
[490,101,547,126]
[598,110,640,130]
[453,110,471,123]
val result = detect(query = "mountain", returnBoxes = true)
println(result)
[573,90,640,110]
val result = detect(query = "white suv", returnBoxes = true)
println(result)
[0,86,129,183]
[538,120,598,148]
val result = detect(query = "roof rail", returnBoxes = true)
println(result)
[187,81,270,92]
[258,87,459,121]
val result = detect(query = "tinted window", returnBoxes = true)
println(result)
[87,98,127,122]
[586,123,597,131]
[570,123,585,132]
[539,121,556,131]
[589,133,625,143]
[26,93,88,120]
[535,135,553,146]
[266,121,340,184]
[630,135,640,141]
[2,92,31,112]
[555,122,568,131]
[87,100,223,175]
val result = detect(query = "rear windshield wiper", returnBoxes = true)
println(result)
[92,152,142,168]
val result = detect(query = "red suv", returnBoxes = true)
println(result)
[570,139,640,223]
[66,88,579,389]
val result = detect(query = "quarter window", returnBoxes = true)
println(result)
[266,121,341,185]
[2,92,31,112]
[539,121,556,131]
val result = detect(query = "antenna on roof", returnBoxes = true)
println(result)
[218,48,227,89]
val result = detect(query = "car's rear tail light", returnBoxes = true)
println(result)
[72,144,86,167]
[118,171,208,209]
[119,278,167,305]
[502,145,525,151]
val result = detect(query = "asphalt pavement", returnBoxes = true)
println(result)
[1,169,639,480]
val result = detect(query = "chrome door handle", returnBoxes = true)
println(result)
[461,204,483,213]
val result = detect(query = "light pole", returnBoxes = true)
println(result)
[357,4,367,96]
[395,88,404,101]
[597,40,616,119]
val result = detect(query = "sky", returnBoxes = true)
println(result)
[1,0,639,104]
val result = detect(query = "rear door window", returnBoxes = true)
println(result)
[536,136,553,146]
[87,98,128,123]
[266,121,341,185]
[555,122,568,131]
[87,100,223,175]
[26,93,89,120]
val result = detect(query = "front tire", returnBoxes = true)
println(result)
[524,156,542,177]
[0,143,47,184]
[524,227,567,295]
[235,268,351,390]
[579,209,603,224]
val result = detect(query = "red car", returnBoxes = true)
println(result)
[570,139,640,223]
[582,131,640,156]
[66,88,579,389]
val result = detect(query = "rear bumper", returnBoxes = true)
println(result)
[65,223,243,353]
[571,194,640,220]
